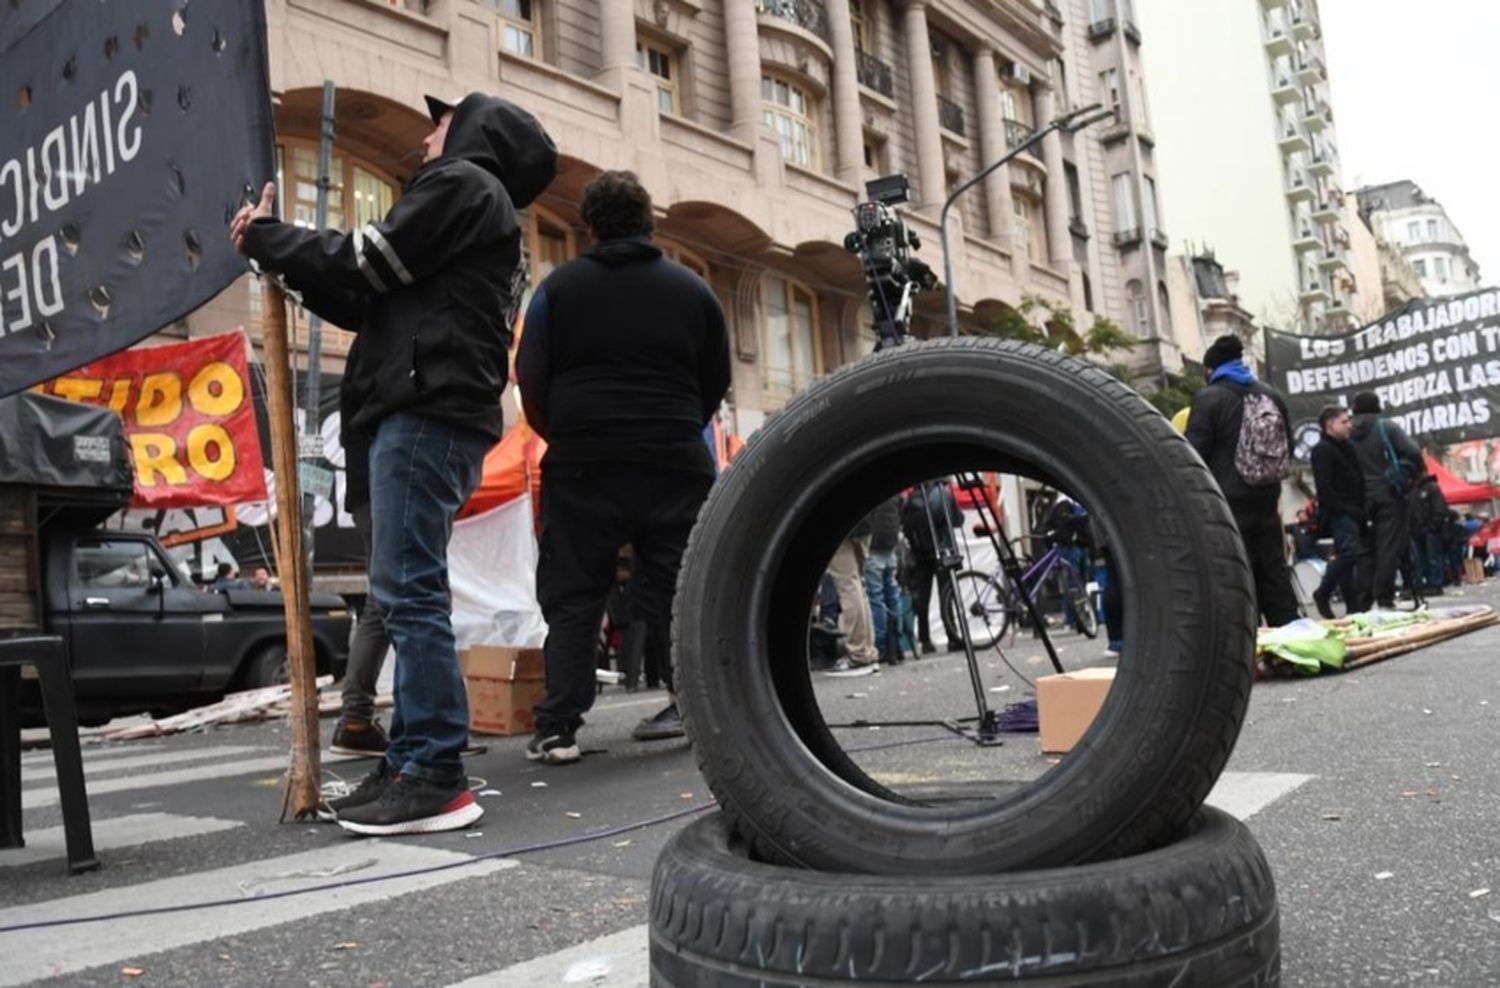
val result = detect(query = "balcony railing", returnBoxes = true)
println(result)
[1150,228,1170,251]
[1088,17,1116,41]
[1004,118,1035,152]
[1123,20,1142,43]
[754,0,831,44]
[937,94,965,136]
[855,48,894,98]
[1113,227,1143,248]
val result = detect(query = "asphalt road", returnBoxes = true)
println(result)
[3,581,1497,986]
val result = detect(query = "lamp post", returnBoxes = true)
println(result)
[940,103,1115,337]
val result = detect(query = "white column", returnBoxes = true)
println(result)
[597,0,635,73]
[902,0,946,209]
[1036,84,1072,270]
[972,47,1014,246]
[825,0,864,184]
[725,0,764,145]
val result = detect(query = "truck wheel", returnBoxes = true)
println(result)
[651,809,1279,987]
[673,338,1257,874]
[242,643,289,690]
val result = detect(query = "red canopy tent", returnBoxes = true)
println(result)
[1423,453,1500,506]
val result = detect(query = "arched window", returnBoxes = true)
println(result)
[526,207,576,285]
[762,275,822,397]
[1157,281,1172,335]
[1125,278,1149,336]
[762,74,819,169]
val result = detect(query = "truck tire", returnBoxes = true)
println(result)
[650,809,1280,987]
[673,338,1256,874]
[242,642,289,690]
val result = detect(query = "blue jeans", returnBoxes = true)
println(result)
[863,549,902,655]
[369,413,491,786]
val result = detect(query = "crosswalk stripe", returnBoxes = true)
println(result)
[0,812,245,869]
[451,771,1317,988]
[22,743,165,767]
[0,841,516,986]
[447,924,650,988]
[21,746,269,786]
[21,752,363,811]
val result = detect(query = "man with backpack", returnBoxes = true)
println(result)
[1186,335,1300,626]
[1347,391,1424,610]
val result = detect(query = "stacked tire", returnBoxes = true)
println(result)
[654,339,1280,985]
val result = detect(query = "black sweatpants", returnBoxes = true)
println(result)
[1229,498,1301,627]
[533,462,713,735]
[908,553,958,647]
[1359,496,1409,609]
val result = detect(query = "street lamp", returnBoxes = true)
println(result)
[940,102,1116,337]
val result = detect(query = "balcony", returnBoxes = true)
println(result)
[937,94,965,137]
[1264,27,1295,57]
[1300,280,1330,305]
[1123,20,1142,44]
[1291,13,1317,41]
[1278,123,1309,154]
[1088,17,1116,41]
[1113,227,1143,248]
[1319,249,1347,273]
[1260,0,1289,8]
[1150,228,1170,251]
[1286,172,1314,204]
[1270,75,1301,105]
[1296,56,1324,86]
[855,48,894,99]
[1004,118,1035,152]
[1313,199,1340,224]
[1309,152,1334,177]
[1070,216,1090,239]
[1304,104,1328,132]
[1293,228,1322,254]
[754,0,830,44]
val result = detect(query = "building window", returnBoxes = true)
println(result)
[526,209,575,286]
[1142,176,1160,232]
[1091,0,1113,22]
[762,275,821,396]
[1014,196,1044,262]
[1112,172,1138,233]
[492,0,538,58]
[1001,81,1031,127]
[762,75,818,169]
[1407,220,1421,242]
[1412,258,1426,277]
[660,240,710,280]
[1051,58,1069,112]
[931,38,951,96]
[351,166,394,228]
[849,0,871,52]
[862,133,885,172]
[1435,257,1449,282]
[1132,71,1150,129]
[636,39,680,115]
[1426,218,1439,241]
[1157,281,1172,334]
[1126,279,1148,335]
[1098,68,1121,118]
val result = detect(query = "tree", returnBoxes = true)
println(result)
[982,293,1138,360]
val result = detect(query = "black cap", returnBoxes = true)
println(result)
[424,95,457,125]
[1352,392,1381,414]
[1202,334,1245,370]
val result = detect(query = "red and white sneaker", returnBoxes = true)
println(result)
[335,774,482,836]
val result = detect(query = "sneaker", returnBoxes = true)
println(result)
[920,642,937,656]
[526,728,580,764]
[335,774,482,836]
[632,703,686,741]
[321,760,391,820]
[821,658,877,677]
[1311,591,1335,620]
[330,718,390,758]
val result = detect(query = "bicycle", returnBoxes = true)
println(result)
[944,534,1099,649]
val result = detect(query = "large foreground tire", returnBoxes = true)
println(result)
[650,809,1280,987]
[674,339,1256,874]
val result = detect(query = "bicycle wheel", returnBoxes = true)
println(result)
[1063,566,1100,638]
[943,569,1012,648]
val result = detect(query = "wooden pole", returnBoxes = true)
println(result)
[260,277,322,820]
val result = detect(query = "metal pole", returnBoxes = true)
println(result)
[301,80,335,563]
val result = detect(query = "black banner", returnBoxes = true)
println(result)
[1265,287,1500,458]
[0,0,274,397]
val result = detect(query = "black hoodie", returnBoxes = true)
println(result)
[515,237,731,473]
[1348,412,1423,503]
[244,94,558,441]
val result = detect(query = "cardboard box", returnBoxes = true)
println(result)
[460,646,545,736]
[1036,666,1116,754]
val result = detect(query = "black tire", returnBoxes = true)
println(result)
[1061,566,1100,639]
[650,809,1280,987]
[241,642,289,690]
[943,569,1012,649]
[674,338,1256,874]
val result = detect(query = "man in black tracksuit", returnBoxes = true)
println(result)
[901,480,964,652]
[234,93,557,834]
[1185,335,1300,627]
[1309,404,1364,618]
[517,171,731,763]
[1347,391,1423,609]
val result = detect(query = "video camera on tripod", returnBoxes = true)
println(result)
[844,174,938,351]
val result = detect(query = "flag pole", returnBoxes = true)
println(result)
[261,276,322,820]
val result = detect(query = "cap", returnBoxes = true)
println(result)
[424,94,457,125]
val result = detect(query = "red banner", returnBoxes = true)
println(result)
[37,331,268,508]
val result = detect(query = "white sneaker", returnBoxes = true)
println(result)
[821,658,878,677]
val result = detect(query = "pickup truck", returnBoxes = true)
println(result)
[29,518,351,725]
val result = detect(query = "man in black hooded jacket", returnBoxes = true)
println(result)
[517,171,730,762]
[1346,391,1423,609]
[232,93,557,834]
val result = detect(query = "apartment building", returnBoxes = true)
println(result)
[183,0,1180,431]
[1135,0,1359,336]
[1356,180,1483,300]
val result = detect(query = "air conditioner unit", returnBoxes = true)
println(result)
[1003,64,1032,86]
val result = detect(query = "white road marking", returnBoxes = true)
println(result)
[0,813,244,869]
[22,753,360,810]
[21,746,269,785]
[446,924,650,988]
[22,743,165,767]
[1205,771,1314,820]
[0,841,515,986]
